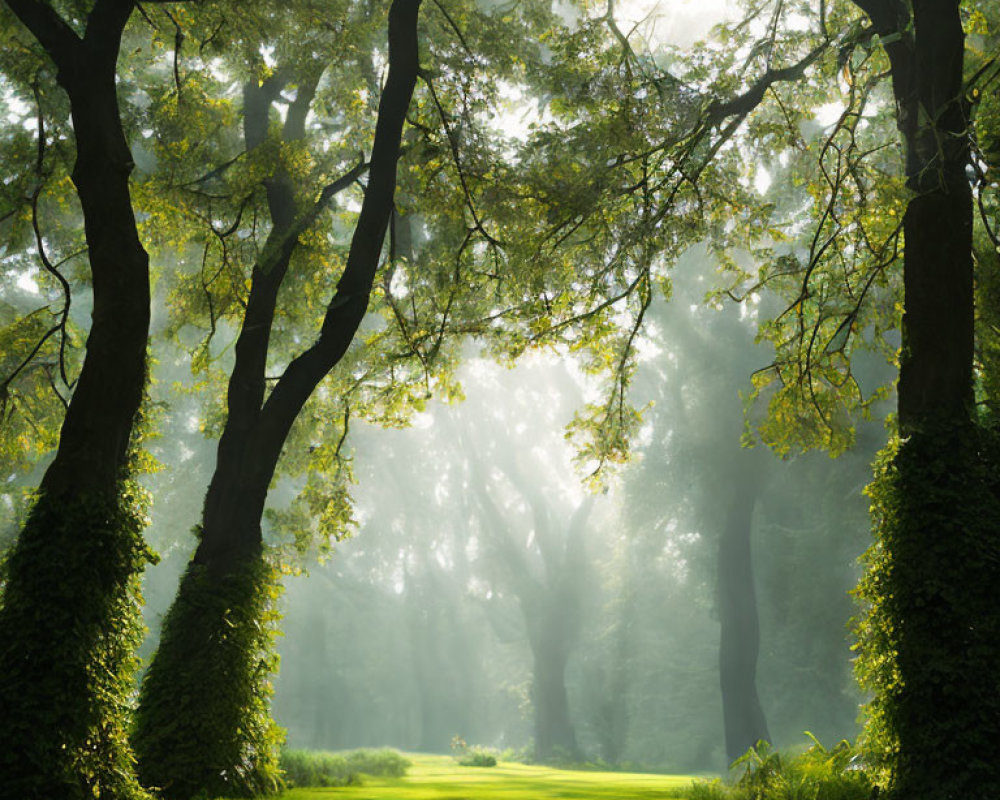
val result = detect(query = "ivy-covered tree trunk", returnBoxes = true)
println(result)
[717,458,769,765]
[853,2,1000,798]
[0,2,153,798]
[131,474,283,799]
[132,3,423,797]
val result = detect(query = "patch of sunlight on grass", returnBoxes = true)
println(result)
[279,753,705,800]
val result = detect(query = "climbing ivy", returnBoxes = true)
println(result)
[132,550,284,800]
[855,420,1000,799]
[0,485,155,800]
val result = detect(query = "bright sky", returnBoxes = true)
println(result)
[615,0,738,48]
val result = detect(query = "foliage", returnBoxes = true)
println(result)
[0,486,155,800]
[687,737,871,800]
[498,746,535,764]
[458,746,499,768]
[706,0,903,457]
[855,421,1000,799]
[279,747,410,787]
[132,553,284,800]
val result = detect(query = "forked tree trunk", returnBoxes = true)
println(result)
[133,3,423,798]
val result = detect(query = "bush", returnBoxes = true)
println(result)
[458,747,498,767]
[687,737,872,800]
[279,748,410,787]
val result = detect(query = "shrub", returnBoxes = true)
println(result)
[279,748,410,787]
[458,747,498,768]
[499,746,533,764]
[687,737,872,800]
[344,747,410,778]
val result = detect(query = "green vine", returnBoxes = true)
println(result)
[855,420,1000,800]
[132,550,284,800]
[0,484,156,800]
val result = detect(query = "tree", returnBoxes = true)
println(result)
[716,449,771,764]
[448,362,598,763]
[614,286,776,767]
[847,3,1000,797]
[711,0,1000,794]
[131,1,425,796]
[0,1,161,795]
[273,405,533,754]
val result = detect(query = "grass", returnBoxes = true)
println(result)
[280,747,411,787]
[279,753,702,799]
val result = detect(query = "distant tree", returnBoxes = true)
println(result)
[716,449,771,764]
[273,415,527,754]
[617,289,775,766]
[446,364,600,764]
[610,257,878,769]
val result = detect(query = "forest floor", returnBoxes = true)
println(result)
[280,753,702,799]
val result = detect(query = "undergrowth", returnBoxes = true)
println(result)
[279,748,410,787]
[688,737,872,800]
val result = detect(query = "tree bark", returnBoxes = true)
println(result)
[850,3,1000,799]
[717,454,770,765]
[0,2,153,797]
[853,0,974,430]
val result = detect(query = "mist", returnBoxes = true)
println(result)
[238,248,887,772]
[8,0,967,794]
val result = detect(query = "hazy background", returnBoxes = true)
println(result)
[134,247,887,772]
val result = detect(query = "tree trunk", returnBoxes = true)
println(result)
[521,501,589,763]
[717,455,769,765]
[0,3,152,797]
[852,2,1000,798]
[593,596,632,765]
[528,613,581,762]
[133,3,422,797]
[132,489,281,800]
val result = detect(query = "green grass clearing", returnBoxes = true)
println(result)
[280,753,704,799]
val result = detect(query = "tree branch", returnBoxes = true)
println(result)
[4,0,80,69]
[255,0,423,464]
[707,39,830,124]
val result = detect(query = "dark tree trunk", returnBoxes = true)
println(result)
[133,3,423,797]
[0,2,152,797]
[592,592,632,766]
[527,608,581,762]
[851,2,1000,798]
[717,456,769,765]
[528,502,588,763]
